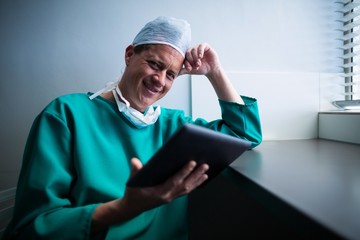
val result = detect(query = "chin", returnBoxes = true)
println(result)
[141,96,160,107]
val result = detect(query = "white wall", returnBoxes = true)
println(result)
[191,1,342,140]
[0,0,341,190]
[192,72,321,140]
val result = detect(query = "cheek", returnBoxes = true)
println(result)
[133,63,152,79]
[163,81,174,93]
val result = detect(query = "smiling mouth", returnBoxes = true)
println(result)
[143,82,162,95]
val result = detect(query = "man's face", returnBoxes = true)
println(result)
[119,44,184,112]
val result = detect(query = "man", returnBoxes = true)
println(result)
[3,16,262,239]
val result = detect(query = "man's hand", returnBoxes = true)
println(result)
[179,43,244,104]
[91,157,209,235]
[123,158,209,213]
[179,43,221,77]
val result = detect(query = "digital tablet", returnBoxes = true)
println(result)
[127,124,251,188]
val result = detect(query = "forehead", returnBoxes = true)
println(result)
[141,44,184,70]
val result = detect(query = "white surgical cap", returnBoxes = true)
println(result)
[132,16,191,57]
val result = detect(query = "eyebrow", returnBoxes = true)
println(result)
[155,59,167,70]
[150,57,180,75]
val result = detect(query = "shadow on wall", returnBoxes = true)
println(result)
[0,188,16,238]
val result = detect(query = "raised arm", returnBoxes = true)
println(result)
[179,43,244,105]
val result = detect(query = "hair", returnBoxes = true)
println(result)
[133,44,151,54]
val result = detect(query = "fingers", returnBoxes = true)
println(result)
[130,158,143,177]
[124,160,209,212]
[164,161,209,196]
[179,43,221,77]
[185,44,208,69]
[184,163,209,187]
[167,160,197,186]
[187,43,207,60]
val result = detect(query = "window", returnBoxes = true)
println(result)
[334,0,360,109]
[352,5,360,99]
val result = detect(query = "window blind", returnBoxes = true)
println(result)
[334,0,360,109]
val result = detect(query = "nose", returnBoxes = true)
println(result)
[153,71,166,87]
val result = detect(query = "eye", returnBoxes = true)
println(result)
[148,60,160,70]
[166,71,176,81]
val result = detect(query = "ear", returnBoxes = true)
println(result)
[125,45,135,66]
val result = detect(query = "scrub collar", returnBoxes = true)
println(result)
[89,81,161,128]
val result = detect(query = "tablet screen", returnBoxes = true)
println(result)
[127,124,251,187]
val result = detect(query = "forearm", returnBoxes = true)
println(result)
[91,198,140,235]
[219,97,262,148]
[206,67,244,105]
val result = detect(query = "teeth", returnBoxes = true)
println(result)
[147,87,157,93]
[144,82,160,93]
[149,87,157,92]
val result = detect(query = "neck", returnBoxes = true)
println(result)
[101,91,115,102]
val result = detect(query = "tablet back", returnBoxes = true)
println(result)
[127,124,251,187]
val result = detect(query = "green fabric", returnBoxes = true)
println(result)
[3,93,261,240]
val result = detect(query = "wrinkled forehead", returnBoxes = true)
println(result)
[142,44,185,71]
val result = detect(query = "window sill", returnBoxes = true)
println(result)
[319,110,360,115]
[318,112,360,144]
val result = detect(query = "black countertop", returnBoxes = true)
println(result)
[229,139,360,240]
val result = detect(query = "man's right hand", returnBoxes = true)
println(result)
[91,157,209,235]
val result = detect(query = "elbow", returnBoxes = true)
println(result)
[247,129,262,149]
[250,137,262,149]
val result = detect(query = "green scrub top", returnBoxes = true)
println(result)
[3,93,262,240]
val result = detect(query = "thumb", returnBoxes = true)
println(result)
[130,157,143,177]
[178,60,193,76]
[178,67,189,76]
